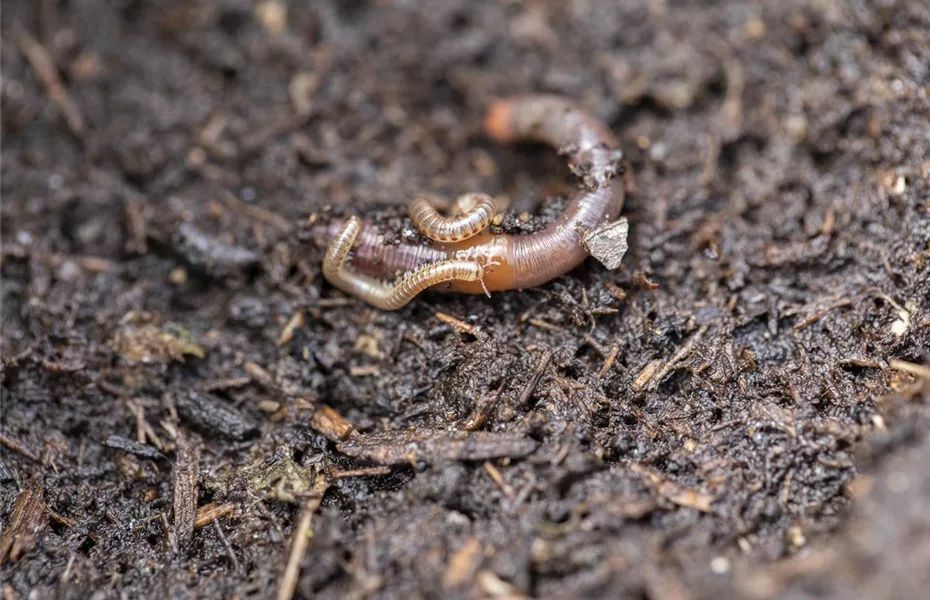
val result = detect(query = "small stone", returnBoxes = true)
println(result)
[786,525,806,550]
[710,556,730,574]
[255,1,287,35]
[745,18,766,40]
[169,267,188,285]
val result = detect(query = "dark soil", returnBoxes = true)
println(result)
[2,1,929,598]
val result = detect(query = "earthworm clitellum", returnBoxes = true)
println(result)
[312,95,627,310]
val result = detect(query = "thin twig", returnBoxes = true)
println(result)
[517,351,552,407]
[276,476,331,600]
[15,26,85,137]
[889,359,930,380]
[645,325,710,392]
[213,519,241,573]
[0,433,39,462]
[435,312,480,336]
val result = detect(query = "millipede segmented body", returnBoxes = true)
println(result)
[408,193,497,243]
[313,95,626,308]
[322,216,485,310]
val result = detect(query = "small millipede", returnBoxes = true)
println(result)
[322,216,485,311]
[313,95,627,309]
[407,192,497,243]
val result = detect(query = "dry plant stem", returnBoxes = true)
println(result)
[409,193,497,242]
[313,95,625,301]
[323,216,484,310]
[275,477,331,600]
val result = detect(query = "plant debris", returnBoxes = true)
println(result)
[583,217,629,270]
[103,434,167,461]
[0,487,47,563]
[174,390,259,441]
[111,314,206,364]
[336,429,539,466]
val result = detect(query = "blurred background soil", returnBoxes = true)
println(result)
[2,1,929,598]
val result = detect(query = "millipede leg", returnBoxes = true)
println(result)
[322,216,487,310]
[408,192,496,243]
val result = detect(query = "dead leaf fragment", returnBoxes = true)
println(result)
[583,217,629,270]
[112,320,205,364]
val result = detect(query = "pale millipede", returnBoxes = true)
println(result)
[322,216,484,310]
[407,193,497,243]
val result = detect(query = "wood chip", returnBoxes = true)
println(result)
[337,429,539,466]
[632,359,662,392]
[194,502,235,529]
[174,390,259,440]
[104,434,167,461]
[0,487,48,562]
[171,439,199,553]
[277,310,305,346]
[632,463,715,512]
[309,405,357,441]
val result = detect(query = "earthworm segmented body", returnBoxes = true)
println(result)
[313,95,626,308]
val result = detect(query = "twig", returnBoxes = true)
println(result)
[598,344,620,379]
[331,466,393,478]
[213,519,241,572]
[644,324,710,392]
[219,189,293,233]
[793,298,854,330]
[0,433,40,462]
[527,318,562,331]
[483,461,514,500]
[517,351,552,407]
[171,439,198,554]
[195,502,235,528]
[435,312,480,336]
[15,26,85,137]
[276,476,331,600]
[889,359,930,380]
[463,368,512,431]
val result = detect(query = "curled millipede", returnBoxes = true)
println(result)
[323,216,485,310]
[408,193,496,243]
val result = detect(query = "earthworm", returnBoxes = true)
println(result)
[313,95,626,304]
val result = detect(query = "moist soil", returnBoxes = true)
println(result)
[2,1,930,598]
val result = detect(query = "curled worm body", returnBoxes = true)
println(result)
[408,193,497,243]
[312,95,626,296]
[322,216,484,310]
